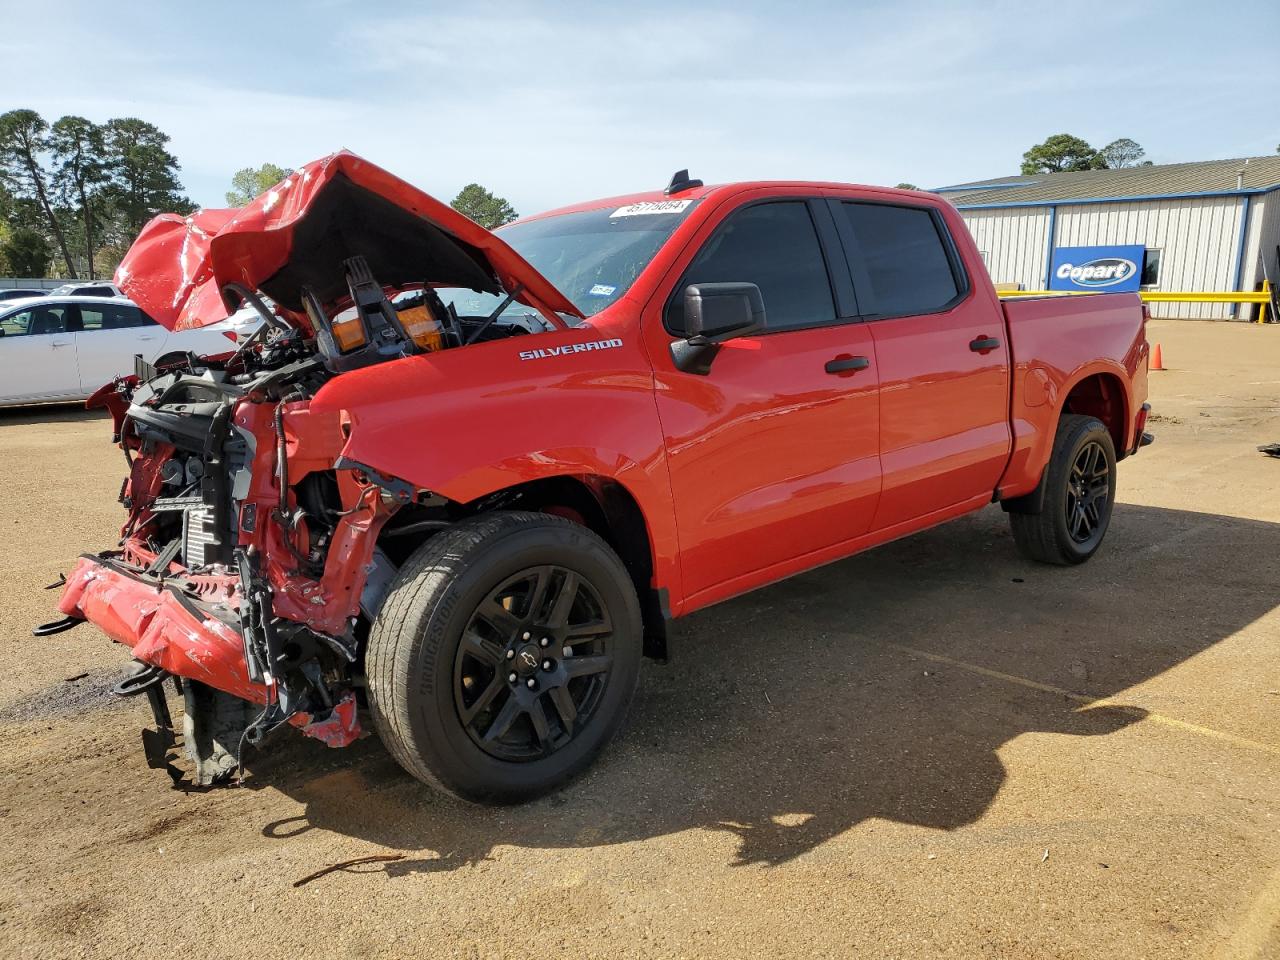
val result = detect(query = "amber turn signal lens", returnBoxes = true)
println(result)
[398,305,444,353]
[331,317,367,353]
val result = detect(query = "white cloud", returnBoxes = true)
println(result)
[3,0,1275,213]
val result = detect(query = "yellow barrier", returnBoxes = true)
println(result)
[997,281,1274,322]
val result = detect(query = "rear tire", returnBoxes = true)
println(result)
[1010,414,1116,565]
[366,511,642,803]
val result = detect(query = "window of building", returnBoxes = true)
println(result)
[839,202,962,317]
[1141,249,1162,287]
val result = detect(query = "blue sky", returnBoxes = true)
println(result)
[4,0,1277,216]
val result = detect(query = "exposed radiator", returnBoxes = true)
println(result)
[182,505,219,569]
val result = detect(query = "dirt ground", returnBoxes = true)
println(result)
[1,317,1277,959]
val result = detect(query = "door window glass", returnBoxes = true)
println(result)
[668,201,835,334]
[0,305,71,337]
[79,304,146,330]
[840,202,961,317]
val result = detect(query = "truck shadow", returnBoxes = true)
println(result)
[254,502,1280,880]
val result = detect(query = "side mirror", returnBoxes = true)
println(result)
[671,282,766,374]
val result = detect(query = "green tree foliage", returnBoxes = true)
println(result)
[1099,138,1146,169]
[450,183,518,229]
[0,109,196,279]
[225,163,293,206]
[1,226,51,276]
[1020,134,1107,175]
[102,117,195,239]
[895,182,920,190]
[49,116,108,279]
[0,110,78,276]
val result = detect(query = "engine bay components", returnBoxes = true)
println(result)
[50,252,530,783]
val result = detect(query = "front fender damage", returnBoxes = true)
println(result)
[46,384,422,786]
[38,149,581,790]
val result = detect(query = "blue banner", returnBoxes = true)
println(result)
[1049,244,1145,292]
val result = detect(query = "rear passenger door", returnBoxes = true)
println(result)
[648,194,881,603]
[830,199,1011,530]
[73,303,166,392]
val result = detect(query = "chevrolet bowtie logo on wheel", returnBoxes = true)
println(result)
[520,651,538,669]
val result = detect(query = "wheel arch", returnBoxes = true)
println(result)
[1059,369,1130,459]
[1001,364,1130,516]
[378,472,671,661]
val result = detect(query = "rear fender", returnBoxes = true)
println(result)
[1000,360,1131,512]
[998,293,1146,501]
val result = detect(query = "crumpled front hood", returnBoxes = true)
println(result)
[115,150,583,331]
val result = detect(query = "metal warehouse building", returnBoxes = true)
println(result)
[938,156,1280,319]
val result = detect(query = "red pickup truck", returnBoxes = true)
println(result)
[41,152,1151,802]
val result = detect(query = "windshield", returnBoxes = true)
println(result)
[435,199,700,323]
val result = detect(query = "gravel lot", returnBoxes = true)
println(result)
[2,318,1278,959]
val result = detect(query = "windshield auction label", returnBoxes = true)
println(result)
[609,200,694,218]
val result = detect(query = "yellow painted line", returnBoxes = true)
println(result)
[886,642,1280,758]
[1214,862,1280,960]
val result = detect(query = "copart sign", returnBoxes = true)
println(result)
[1049,244,1145,293]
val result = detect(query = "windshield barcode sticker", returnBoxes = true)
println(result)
[609,199,694,218]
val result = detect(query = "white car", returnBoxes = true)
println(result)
[0,296,261,407]
[47,281,125,298]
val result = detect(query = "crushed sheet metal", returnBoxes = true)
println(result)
[115,150,583,331]
[58,557,264,704]
[293,692,361,748]
[59,557,364,748]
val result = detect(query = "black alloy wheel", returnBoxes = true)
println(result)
[1009,414,1117,565]
[455,564,615,761]
[1065,440,1111,545]
[366,511,642,803]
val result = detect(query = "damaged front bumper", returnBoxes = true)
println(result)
[59,555,261,702]
[53,552,360,781]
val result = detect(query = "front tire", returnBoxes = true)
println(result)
[1010,414,1117,565]
[366,511,642,803]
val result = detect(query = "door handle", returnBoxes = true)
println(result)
[969,336,1000,353]
[136,335,156,341]
[825,355,870,375]
[50,340,72,348]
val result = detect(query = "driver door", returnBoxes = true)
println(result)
[0,302,81,402]
[645,194,882,606]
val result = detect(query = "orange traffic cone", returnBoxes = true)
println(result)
[1151,343,1165,371]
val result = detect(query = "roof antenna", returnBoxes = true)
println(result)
[665,169,703,195]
